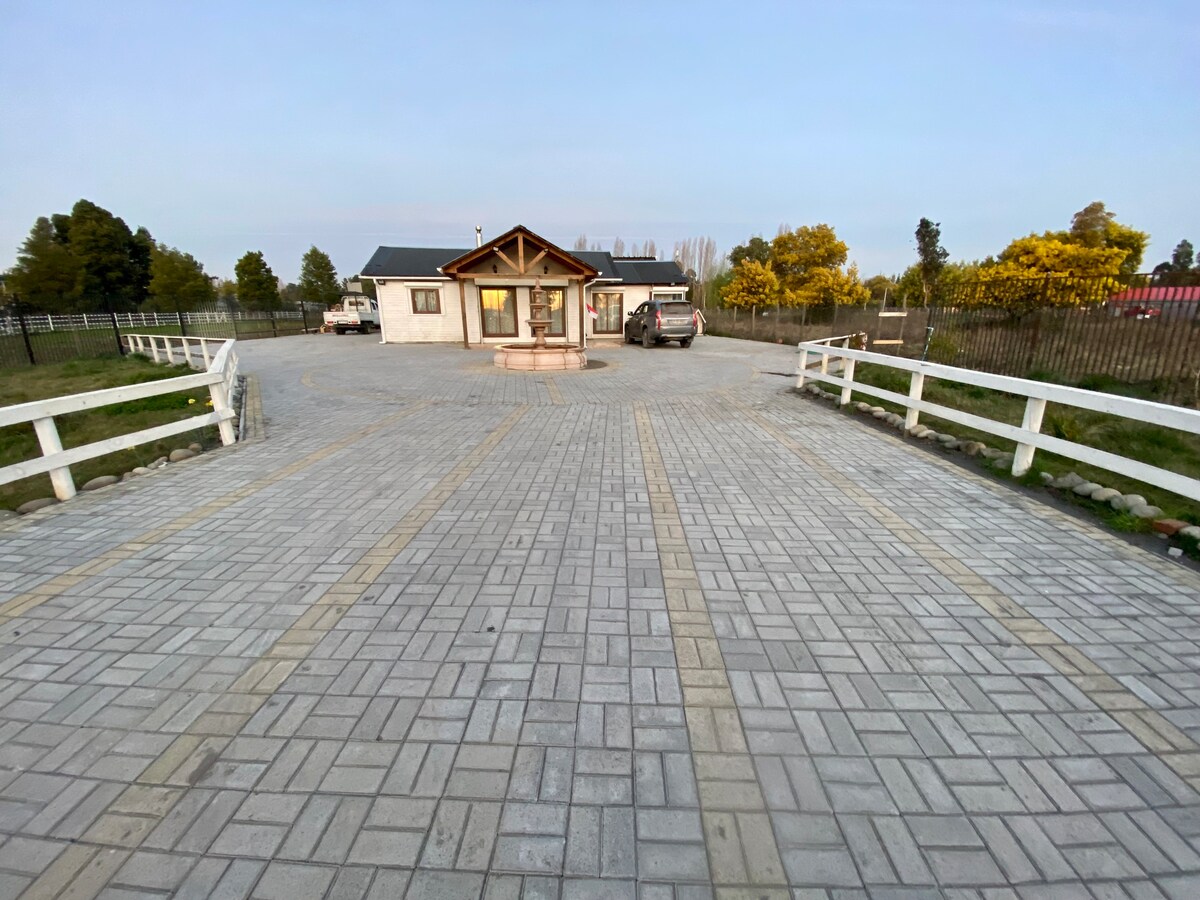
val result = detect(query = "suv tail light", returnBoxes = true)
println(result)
[655,310,662,329]
[693,311,699,328]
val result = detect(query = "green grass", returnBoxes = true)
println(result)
[1,355,220,511]
[847,362,1200,539]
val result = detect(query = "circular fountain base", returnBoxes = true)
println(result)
[494,343,587,371]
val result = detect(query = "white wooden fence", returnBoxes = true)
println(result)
[796,339,1200,503]
[0,309,304,336]
[0,335,239,502]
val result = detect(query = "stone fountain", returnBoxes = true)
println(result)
[493,277,587,370]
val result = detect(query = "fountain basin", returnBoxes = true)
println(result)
[494,343,587,371]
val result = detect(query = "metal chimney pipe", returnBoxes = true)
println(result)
[475,226,483,248]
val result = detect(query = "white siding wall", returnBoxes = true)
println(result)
[377,280,460,343]
[376,278,683,344]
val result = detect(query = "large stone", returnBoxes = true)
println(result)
[991,457,1013,472]
[920,430,940,441]
[1152,518,1191,536]
[17,497,59,514]
[132,467,152,476]
[187,442,203,453]
[152,457,168,468]
[1180,525,1200,540]
[962,442,987,457]
[1090,487,1121,503]
[1116,494,1147,513]
[1129,503,1164,519]
[168,449,195,462]
[1038,471,1054,485]
[1050,472,1085,490]
[936,433,958,445]
[908,426,931,438]
[81,475,119,491]
[980,447,1006,460]
[854,402,872,412]
[1072,482,1103,497]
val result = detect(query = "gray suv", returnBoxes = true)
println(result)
[624,298,697,348]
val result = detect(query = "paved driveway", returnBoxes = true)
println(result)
[1,334,1199,899]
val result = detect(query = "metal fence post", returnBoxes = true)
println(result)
[299,302,308,333]
[270,307,277,337]
[177,299,188,338]
[105,298,126,355]
[15,298,37,365]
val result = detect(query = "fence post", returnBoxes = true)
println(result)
[796,344,809,387]
[299,302,309,333]
[209,381,237,446]
[177,301,188,338]
[105,299,126,355]
[904,371,925,432]
[750,305,756,340]
[15,299,36,365]
[839,353,856,406]
[1012,397,1047,477]
[270,307,277,337]
[32,417,76,500]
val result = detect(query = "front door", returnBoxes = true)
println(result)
[593,292,622,334]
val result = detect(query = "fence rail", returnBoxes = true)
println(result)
[0,334,239,502]
[0,309,304,336]
[796,339,1200,503]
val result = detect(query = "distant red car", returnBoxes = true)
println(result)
[1121,305,1162,319]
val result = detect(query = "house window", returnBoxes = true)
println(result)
[593,292,622,334]
[480,287,517,337]
[546,287,565,337]
[411,288,441,314]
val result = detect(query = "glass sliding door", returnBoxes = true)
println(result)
[593,292,622,334]
[546,288,565,337]
[479,287,517,337]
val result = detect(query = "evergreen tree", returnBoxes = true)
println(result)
[235,251,280,310]
[298,246,341,308]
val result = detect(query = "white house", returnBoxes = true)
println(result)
[360,225,689,346]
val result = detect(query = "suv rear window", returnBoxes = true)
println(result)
[661,302,692,315]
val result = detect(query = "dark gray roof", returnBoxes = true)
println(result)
[361,245,687,286]
[360,247,464,278]
[614,260,688,286]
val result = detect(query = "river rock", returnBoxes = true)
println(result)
[1113,494,1146,512]
[1072,482,1103,497]
[1090,487,1120,503]
[1180,525,1200,540]
[1050,472,1084,489]
[920,430,940,441]
[1130,503,1164,519]
[168,449,195,462]
[936,433,958,445]
[991,456,1013,471]
[81,475,119,491]
[1038,471,1054,484]
[17,498,59,514]
[152,457,168,468]
[187,442,203,453]
[855,402,871,412]
[909,426,931,438]
[962,442,987,457]
[132,466,152,476]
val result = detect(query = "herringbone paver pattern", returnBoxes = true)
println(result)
[1,334,1198,899]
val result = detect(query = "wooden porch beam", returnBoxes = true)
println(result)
[518,234,525,274]
[493,248,519,273]
[458,278,470,349]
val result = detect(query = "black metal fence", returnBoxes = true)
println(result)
[0,298,316,369]
[703,273,1200,407]
[925,274,1200,407]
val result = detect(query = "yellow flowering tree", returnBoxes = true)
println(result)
[721,259,778,309]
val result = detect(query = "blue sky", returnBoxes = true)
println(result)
[1,1,1197,282]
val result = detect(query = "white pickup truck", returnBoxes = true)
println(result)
[323,293,380,334]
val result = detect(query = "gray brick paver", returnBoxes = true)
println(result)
[1,337,1199,898]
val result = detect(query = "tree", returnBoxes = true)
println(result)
[6,217,82,311]
[766,224,868,311]
[975,235,1126,309]
[863,274,898,306]
[729,236,771,268]
[146,243,215,311]
[721,259,778,309]
[1170,239,1195,272]
[298,245,341,308]
[234,251,280,310]
[63,199,150,310]
[1063,201,1147,274]
[573,235,588,251]
[673,236,720,308]
[914,218,949,307]
[612,236,625,257]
